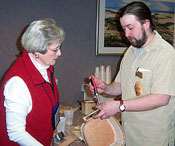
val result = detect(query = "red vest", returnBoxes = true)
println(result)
[0,51,60,146]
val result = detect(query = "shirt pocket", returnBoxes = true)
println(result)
[140,71,152,95]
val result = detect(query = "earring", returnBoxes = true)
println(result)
[34,53,39,58]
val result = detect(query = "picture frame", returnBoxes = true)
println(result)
[96,0,175,55]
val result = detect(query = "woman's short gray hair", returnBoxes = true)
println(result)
[21,18,65,54]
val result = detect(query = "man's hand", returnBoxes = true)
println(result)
[95,100,120,119]
[88,75,107,95]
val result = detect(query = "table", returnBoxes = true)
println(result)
[54,109,85,146]
[54,108,122,146]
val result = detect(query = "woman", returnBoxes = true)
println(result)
[0,18,65,146]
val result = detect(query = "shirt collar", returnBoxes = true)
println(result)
[131,31,161,54]
[29,53,49,70]
[143,31,161,52]
[29,53,50,82]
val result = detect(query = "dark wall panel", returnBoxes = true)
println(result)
[0,0,122,105]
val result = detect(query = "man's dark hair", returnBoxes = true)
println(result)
[118,1,155,31]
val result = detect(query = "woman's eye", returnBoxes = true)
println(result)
[53,50,57,52]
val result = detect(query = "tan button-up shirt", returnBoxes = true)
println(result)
[115,31,175,146]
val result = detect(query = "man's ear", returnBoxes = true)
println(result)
[143,19,150,30]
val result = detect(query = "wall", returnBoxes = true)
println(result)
[0,0,122,105]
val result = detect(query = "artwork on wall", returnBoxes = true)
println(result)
[96,0,175,55]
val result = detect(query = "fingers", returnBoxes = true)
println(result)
[90,75,95,80]
[94,103,106,119]
[83,76,96,96]
[84,75,106,96]
[90,75,99,86]
[83,75,96,84]
[95,101,118,119]
[94,110,109,119]
[83,75,98,96]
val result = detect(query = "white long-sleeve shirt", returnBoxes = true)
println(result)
[4,53,50,146]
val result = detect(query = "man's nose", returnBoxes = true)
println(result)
[125,30,131,38]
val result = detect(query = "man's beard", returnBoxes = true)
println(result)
[128,28,147,48]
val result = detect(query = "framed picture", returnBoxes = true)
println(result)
[96,0,175,55]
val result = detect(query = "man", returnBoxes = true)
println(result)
[90,1,175,146]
